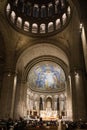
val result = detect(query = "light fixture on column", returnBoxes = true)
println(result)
[80,23,83,32]
[74,71,77,75]
[74,71,79,78]
[68,75,71,79]
[8,72,11,77]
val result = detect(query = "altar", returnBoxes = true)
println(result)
[40,110,58,120]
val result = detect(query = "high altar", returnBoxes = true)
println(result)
[40,110,58,120]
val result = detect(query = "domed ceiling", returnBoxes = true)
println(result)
[6,0,72,37]
[27,61,66,92]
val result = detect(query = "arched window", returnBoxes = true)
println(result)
[11,11,16,23]
[55,0,61,14]
[26,2,31,16]
[62,13,67,25]
[57,97,59,110]
[40,24,46,33]
[46,97,52,110]
[6,3,11,15]
[56,19,61,29]
[32,23,38,33]
[48,3,53,17]
[15,0,18,5]
[67,6,71,16]
[48,22,54,32]
[17,0,23,12]
[55,0,59,13]
[33,4,39,17]
[16,17,22,28]
[24,21,29,31]
[61,0,65,8]
[39,97,43,110]
[41,5,46,18]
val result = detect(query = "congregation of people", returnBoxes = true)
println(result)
[0,117,87,130]
[0,117,57,130]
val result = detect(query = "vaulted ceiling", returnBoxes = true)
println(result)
[78,0,87,19]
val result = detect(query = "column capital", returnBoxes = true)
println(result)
[3,69,17,78]
[69,67,84,76]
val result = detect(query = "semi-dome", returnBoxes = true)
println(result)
[27,61,66,92]
[6,0,72,37]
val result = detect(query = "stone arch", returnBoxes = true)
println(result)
[16,43,70,70]
[14,43,71,119]
[46,97,52,110]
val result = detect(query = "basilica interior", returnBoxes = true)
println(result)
[0,0,87,122]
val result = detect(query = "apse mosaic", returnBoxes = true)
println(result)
[27,61,66,91]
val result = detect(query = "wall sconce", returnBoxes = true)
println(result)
[68,75,71,79]
[80,23,83,32]
[74,71,79,78]
[74,71,77,75]
[8,73,11,77]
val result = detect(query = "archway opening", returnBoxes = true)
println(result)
[15,43,72,121]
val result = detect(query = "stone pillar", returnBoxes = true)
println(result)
[0,61,4,97]
[52,96,54,110]
[43,97,45,110]
[44,97,46,110]
[14,81,27,119]
[0,72,3,97]
[71,69,87,121]
[66,76,73,120]
[37,97,40,116]
[0,70,17,119]
[0,46,18,119]
[57,97,59,111]
[54,100,57,110]
[60,100,63,112]
[59,97,62,117]
[39,97,43,110]
[0,35,5,98]
[54,97,57,110]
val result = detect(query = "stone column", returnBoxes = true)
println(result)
[42,98,45,110]
[14,80,27,119]
[66,76,73,120]
[0,70,17,119]
[0,35,5,98]
[59,97,62,117]
[70,69,87,121]
[57,97,59,111]
[39,97,43,110]
[54,97,57,110]
[0,47,18,119]
[52,96,54,110]
[37,97,40,116]
[44,97,46,110]
[0,73,3,97]
[60,100,63,112]
[0,60,4,97]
